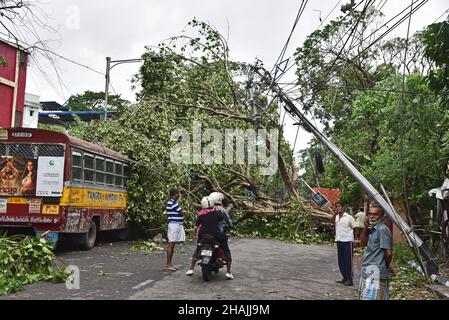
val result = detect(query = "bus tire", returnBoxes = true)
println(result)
[79,221,97,250]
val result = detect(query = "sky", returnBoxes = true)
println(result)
[4,0,449,153]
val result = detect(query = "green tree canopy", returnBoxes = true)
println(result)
[423,20,449,105]
[66,91,129,112]
[67,20,320,238]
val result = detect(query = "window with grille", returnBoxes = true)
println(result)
[66,146,128,188]
[0,144,64,158]
[84,154,94,182]
[7,144,35,158]
[114,162,123,187]
[0,145,6,157]
[123,164,129,186]
[72,150,83,182]
[105,160,114,186]
[38,144,64,157]
[95,157,105,184]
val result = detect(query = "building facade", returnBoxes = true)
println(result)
[0,38,29,128]
[23,93,42,128]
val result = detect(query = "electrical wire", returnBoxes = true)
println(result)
[279,0,429,96]
[431,7,449,24]
[313,0,377,93]
[277,0,373,90]
[271,0,309,76]
[317,0,343,30]
[0,30,105,76]
[350,0,429,61]
[275,0,367,85]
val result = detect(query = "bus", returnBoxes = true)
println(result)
[0,127,129,249]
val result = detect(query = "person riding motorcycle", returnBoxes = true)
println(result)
[186,193,234,279]
[186,196,213,276]
[209,192,233,234]
[208,192,233,279]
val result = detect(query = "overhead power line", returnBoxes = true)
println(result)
[280,0,430,95]
[274,0,367,84]
[317,0,343,29]
[315,0,375,92]
[0,30,105,76]
[350,0,429,60]
[271,0,309,77]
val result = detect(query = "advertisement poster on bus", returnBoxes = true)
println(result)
[36,157,65,197]
[0,156,38,196]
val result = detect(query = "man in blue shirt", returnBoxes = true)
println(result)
[165,187,188,272]
[359,203,395,300]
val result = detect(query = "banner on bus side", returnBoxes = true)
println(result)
[36,157,65,197]
[0,156,38,197]
[0,156,64,197]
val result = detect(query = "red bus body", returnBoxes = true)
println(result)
[0,128,129,244]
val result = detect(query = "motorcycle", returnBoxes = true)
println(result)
[197,233,226,281]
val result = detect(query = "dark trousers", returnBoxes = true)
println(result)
[337,241,353,282]
[220,236,232,262]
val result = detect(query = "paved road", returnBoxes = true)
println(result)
[1,237,358,300]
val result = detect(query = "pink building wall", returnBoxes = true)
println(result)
[0,39,28,128]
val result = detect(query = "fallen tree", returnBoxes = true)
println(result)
[67,20,333,241]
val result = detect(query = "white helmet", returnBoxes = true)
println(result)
[209,192,224,206]
[201,196,212,209]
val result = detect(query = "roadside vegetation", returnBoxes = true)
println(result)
[0,235,66,295]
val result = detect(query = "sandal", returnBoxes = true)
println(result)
[164,266,177,272]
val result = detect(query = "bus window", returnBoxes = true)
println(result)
[114,162,123,175]
[105,160,114,186]
[0,144,6,156]
[38,144,64,157]
[8,144,35,158]
[115,176,123,188]
[72,150,83,182]
[84,154,94,183]
[114,162,123,187]
[123,164,129,185]
[95,157,105,184]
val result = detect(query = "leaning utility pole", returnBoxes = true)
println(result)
[254,65,439,276]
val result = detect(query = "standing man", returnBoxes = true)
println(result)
[333,201,357,286]
[354,207,366,245]
[359,203,395,300]
[165,187,188,272]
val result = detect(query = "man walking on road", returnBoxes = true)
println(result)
[165,187,188,272]
[333,201,357,286]
[359,203,395,300]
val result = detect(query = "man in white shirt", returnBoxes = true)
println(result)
[354,208,366,244]
[333,201,357,286]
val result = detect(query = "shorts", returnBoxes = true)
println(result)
[167,223,185,243]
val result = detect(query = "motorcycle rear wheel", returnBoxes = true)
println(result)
[201,264,212,281]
